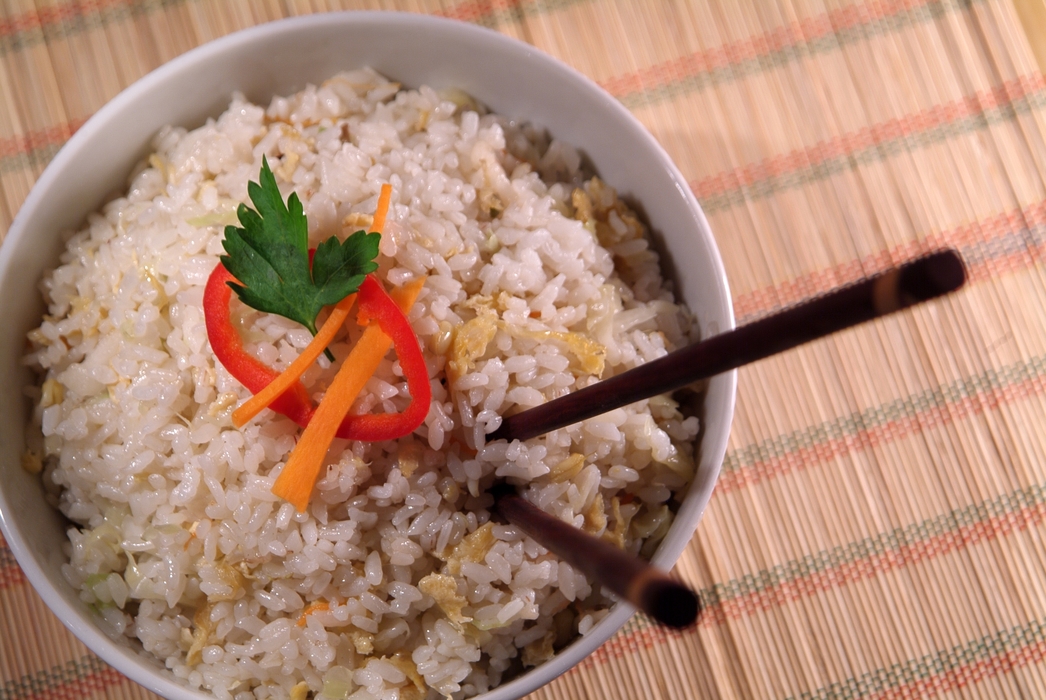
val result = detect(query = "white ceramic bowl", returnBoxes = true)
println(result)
[0,12,735,700]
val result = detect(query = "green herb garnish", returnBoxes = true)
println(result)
[220,157,380,357]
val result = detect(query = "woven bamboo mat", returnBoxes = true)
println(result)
[3,0,1046,698]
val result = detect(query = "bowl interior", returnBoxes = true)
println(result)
[0,12,735,700]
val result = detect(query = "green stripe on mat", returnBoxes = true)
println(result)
[11,79,1041,202]
[8,80,1044,200]
[0,541,15,569]
[0,0,1003,186]
[0,0,194,56]
[0,0,590,56]
[441,0,591,28]
[702,483,1046,608]
[698,86,1046,213]
[724,355,1046,475]
[0,655,108,700]
[0,0,975,110]
[616,0,981,110]
[0,143,64,176]
[791,618,1046,700]
[598,481,1046,663]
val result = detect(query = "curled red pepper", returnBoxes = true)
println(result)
[204,263,313,425]
[339,276,432,441]
[203,263,430,441]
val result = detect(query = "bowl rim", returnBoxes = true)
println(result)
[0,10,737,700]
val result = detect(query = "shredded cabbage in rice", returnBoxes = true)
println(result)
[24,68,700,700]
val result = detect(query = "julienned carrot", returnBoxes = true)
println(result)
[371,183,392,234]
[231,183,393,426]
[271,276,427,512]
[232,294,356,427]
[296,600,331,627]
[334,278,431,442]
[272,322,391,511]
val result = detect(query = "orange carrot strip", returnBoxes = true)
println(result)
[271,276,426,512]
[372,183,392,234]
[232,183,394,427]
[296,601,331,627]
[231,293,356,427]
[386,278,426,321]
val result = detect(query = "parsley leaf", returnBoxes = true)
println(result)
[220,156,381,341]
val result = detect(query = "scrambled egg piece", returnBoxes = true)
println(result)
[396,443,424,478]
[207,391,238,418]
[548,454,585,483]
[659,444,696,481]
[522,629,557,668]
[184,604,213,666]
[289,681,310,700]
[446,311,499,382]
[343,211,374,231]
[572,186,594,224]
[573,177,658,293]
[507,326,605,376]
[419,573,471,625]
[415,108,430,132]
[276,151,300,182]
[634,505,675,559]
[571,176,645,248]
[205,561,246,602]
[186,210,240,228]
[446,307,606,386]
[148,153,169,182]
[604,496,628,549]
[388,653,428,700]
[443,522,496,574]
[351,630,374,655]
[40,377,63,408]
[582,493,607,535]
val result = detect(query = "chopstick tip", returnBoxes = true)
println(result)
[487,424,509,443]
[639,577,700,629]
[900,249,966,301]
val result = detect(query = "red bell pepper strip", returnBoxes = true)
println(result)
[203,264,430,442]
[336,275,432,441]
[204,262,314,426]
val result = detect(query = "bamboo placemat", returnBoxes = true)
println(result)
[3,1,1046,698]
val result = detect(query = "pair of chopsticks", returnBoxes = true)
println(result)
[489,250,966,628]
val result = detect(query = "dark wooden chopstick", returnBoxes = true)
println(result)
[491,485,700,628]
[490,249,966,443]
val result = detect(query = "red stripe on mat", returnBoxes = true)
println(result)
[587,499,1046,667]
[714,503,1046,622]
[732,198,1046,320]
[21,666,128,700]
[8,498,1043,689]
[690,75,1046,204]
[719,369,1046,493]
[0,0,957,160]
[868,639,1046,699]
[0,535,27,590]
[0,564,27,590]
[0,0,125,37]
[598,0,932,97]
[0,0,531,38]
[439,0,523,22]
[0,120,86,160]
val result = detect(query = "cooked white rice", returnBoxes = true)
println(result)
[24,68,699,700]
